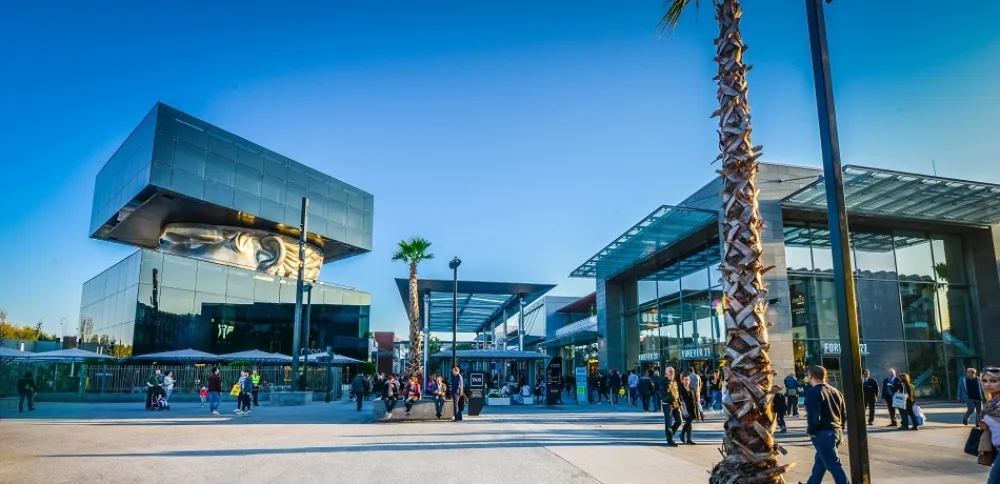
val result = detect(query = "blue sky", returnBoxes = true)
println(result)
[1,1,997,337]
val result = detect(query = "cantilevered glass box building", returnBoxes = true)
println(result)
[80,103,373,359]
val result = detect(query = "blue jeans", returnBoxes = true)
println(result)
[434,396,445,416]
[988,451,1000,484]
[207,391,221,412]
[808,429,849,484]
[712,390,722,410]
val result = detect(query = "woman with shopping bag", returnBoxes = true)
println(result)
[974,367,1000,483]
[896,373,919,431]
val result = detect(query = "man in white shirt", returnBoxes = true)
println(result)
[628,370,640,406]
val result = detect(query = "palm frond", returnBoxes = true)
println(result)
[658,0,700,32]
[392,237,434,263]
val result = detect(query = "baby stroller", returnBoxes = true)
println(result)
[150,391,170,411]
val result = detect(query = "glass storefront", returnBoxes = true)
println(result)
[80,250,371,360]
[785,222,979,399]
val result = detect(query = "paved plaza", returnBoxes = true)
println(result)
[0,399,988,484]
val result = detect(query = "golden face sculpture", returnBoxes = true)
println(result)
[159,223,323,280]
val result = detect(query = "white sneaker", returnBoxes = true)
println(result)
[234,409,241,413]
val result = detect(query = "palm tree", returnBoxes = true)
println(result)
[660,1,791,482]
[392,237,434,381]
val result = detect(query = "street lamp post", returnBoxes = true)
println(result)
[805,1,870,483]
[290,197,309,385]
[303,284,313,368]
[449,257,461,368]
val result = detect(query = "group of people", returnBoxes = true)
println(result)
[141,367,263,416]
[143,368,176,410]
[371,367,466,421]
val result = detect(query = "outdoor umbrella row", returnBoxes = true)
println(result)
[0,347,363,365]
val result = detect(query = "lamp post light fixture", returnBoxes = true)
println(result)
[290,197,309,383]
[805,1,870,482]
[448,257,462,368]
[303,284,313,368]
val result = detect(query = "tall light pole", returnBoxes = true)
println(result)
[422,290,430,386]
[303,284,313,368]
[290,197,309,386]
[449,257,461,368]
[805,1,870,482]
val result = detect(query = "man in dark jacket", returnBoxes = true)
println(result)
[637,371,654,412]
[207,367,223,415]
[804,365,848,484]
[862,369,880,425]
[882,368,902,427]
[351,373,367,411]
[450,367,465,422]
[145,369,163,410]
[783,373,800,417]
[17,372,36,412]
[608,370,622,405]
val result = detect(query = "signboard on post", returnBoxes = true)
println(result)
[575,366,588,405]
[546,357,563,405]
[468,372,485,416]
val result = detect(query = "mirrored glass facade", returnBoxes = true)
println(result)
[81,251,370,360]
[785,222,978,398]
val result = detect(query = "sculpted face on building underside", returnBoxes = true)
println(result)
[159,223,323,280]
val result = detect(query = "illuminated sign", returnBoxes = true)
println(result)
[821,341,869,355]
[639,352,659,362]
[681,346,714,360]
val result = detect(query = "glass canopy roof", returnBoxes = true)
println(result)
[645,242,721,282]
[395,279,555,334]
[571,205,718,279]
[782,165,1000,226]
[782,225,928,252]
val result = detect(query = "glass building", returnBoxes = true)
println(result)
[81,103,373,360]
[572,163,1000,399]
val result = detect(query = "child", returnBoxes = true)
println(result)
[199,385,208,407]
[773,389,788,433]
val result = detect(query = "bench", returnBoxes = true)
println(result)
[269,391,313,406]
[371,398,455,422]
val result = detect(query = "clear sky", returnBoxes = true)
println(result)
[1,1,997,337]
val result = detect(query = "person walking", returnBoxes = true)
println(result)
[17,372,36,413]
[638,370,654,412]
[773,387,788,433]
[898,373,919,431]
[237,369,253,416]
[608,369,622,405]
[382,374,399,420]
[783,372,800,417]
[628,370,639,407]
[959,367,986,426]
[597,372,609,404]
[661,367,682,447]
[975,367,1000,484]
[207,367,223,415]
[352,373,367,411]
[431,375,447,419]
[689,370,703,422]
[144,368,164,410]
[162,370,175,401]
[711,370,724,411]
[403,375,422,416]
[251,369,262,407]
[677,375,697,445]
[862,369,880,425]
[804,365,849,484]
[451,367,465,422]
[882,368,902,427]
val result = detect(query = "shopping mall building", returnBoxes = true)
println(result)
[79,103,373,360]
[571,162,1000,399]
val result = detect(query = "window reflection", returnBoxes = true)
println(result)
[900,282,940,340]
[895,231,935,282]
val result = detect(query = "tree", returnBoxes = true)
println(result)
[0,310,58,341]
[661,1,789,482]
[392,237,434,381]
[78,317,94,344]
[427,335,443,357]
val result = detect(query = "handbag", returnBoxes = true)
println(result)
[966,427,984,456]
[892,391,906,409]
[979,424,997,466]
[229,384,241,397]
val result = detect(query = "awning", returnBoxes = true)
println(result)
[0,347,33,363]
[395,279,555,334]
[646,242,721,282]
[297,352,362,365]
[540,316,599,347]
[30,348,116,361]
[217,350,292,363]
[571,205,717,279]
[429,349,550,361]
[782,165,1000,226]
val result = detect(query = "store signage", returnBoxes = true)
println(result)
[821,341,869,355]
[681,346,714,360]
[575,367,589,405]
[639,352,659,362]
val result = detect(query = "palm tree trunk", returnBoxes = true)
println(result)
[709,0,790,482]
[407,262,423,381]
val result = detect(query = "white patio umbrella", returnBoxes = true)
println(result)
[30,348,116,362]
[131,348,219,363]
[298,352,362,365]
[0,347,33,364]
[217,350,292,364]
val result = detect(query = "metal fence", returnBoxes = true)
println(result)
[1,363,344,399]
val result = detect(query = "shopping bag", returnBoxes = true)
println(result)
[913,405,926,426]
[230,384,241,397]
[892,391,906,409]
[965,427,984,456]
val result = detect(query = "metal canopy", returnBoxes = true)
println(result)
[570,205,717,279]
[782,165,1000,226]
[429,349,550,361]
[782,225,928,252]
[645,242,721,282]
[395,279,555,334]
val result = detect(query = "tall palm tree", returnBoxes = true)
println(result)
[392,237,434,381]
[660,1,790,482]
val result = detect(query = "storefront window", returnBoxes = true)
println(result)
[895,231,935,282]
[900,281,941,340]
[905,342,947,399]
[938,286,975,346]
[856,279,904,340]
[852,231,897,280]
[931,234,968,285]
